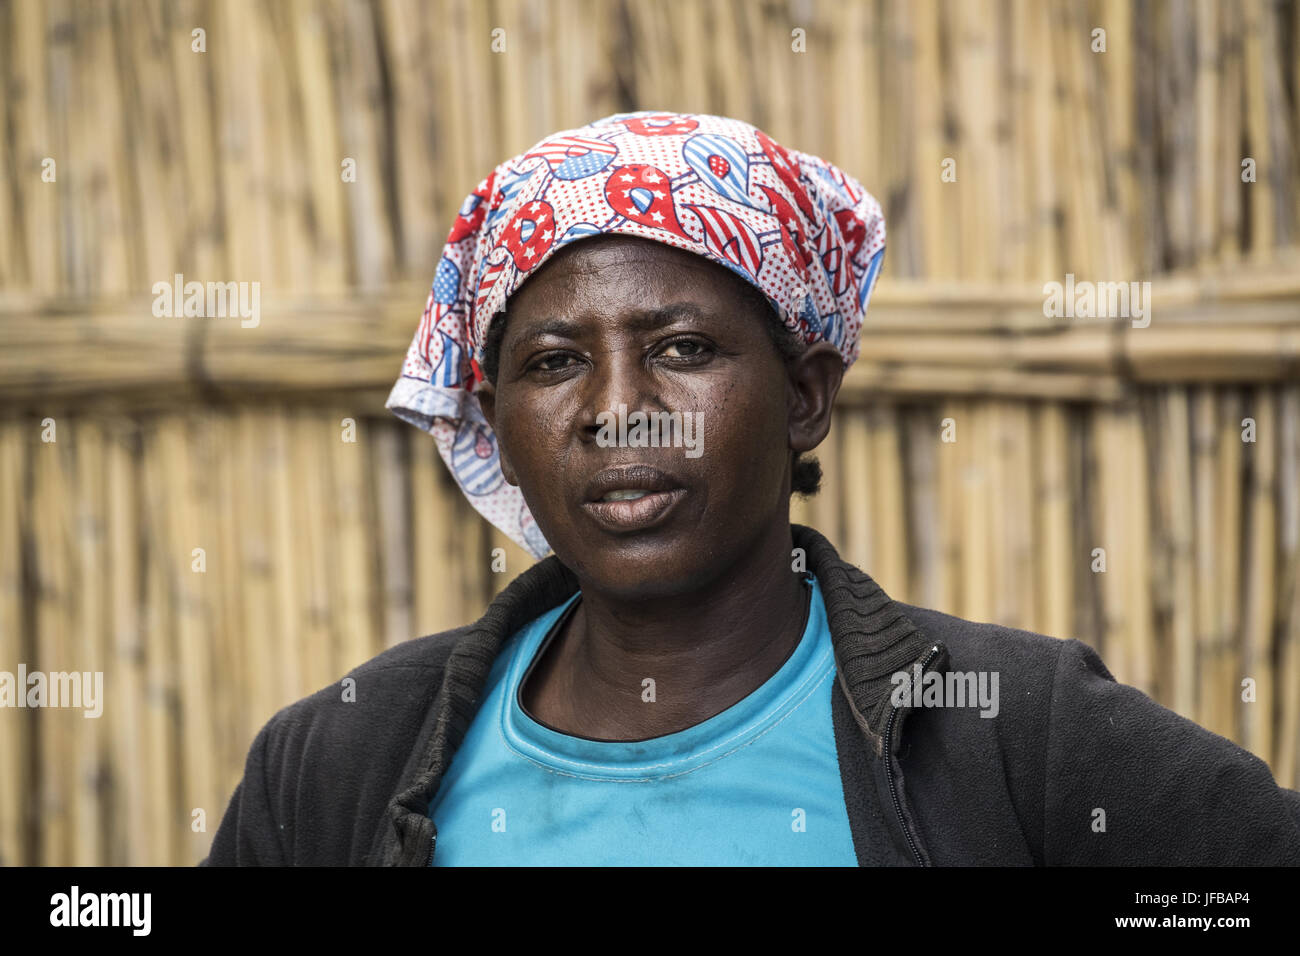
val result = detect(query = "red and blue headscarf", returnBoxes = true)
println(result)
[387,110,886,559]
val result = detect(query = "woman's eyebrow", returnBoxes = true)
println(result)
[626,302,708,330]
[509,303,711,351]
[512,317,586,346]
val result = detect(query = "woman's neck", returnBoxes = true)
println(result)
[519,522,811,741]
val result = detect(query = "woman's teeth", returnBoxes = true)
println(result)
[600,489,651,502]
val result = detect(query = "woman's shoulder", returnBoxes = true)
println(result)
[254,625,475,769]
[208,623,482,865]
[890,599,1077,678]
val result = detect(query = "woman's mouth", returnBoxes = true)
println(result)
[581,487,687,531]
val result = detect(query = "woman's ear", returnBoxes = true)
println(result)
[786,341,844,455]
[476,378,497,425]
[475,381,519,487]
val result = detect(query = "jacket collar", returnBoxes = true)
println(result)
[377,523,944,865]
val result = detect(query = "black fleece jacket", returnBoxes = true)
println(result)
[204,524,1300,866]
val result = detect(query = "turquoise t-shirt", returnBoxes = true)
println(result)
[428,573,858,865]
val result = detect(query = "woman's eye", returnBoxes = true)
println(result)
[661,339,710,359]
[533,353,574,372]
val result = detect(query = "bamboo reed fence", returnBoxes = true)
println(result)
[1,0,1299,865]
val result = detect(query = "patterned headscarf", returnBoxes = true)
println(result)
[386,110,886,559]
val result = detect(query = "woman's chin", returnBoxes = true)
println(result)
[557,540,714,600]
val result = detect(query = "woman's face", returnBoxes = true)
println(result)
[478,235,831,600]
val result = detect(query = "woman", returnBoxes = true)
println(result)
[207,111,1300,866]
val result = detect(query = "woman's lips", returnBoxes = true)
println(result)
[581,488,687,532]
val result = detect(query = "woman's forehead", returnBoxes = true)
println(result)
[506,234,759,316]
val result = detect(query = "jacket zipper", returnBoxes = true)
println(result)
[883,644,941,866]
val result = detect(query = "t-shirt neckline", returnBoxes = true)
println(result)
[500,574,831,781]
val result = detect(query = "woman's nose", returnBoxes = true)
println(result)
[578,347,660,443]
